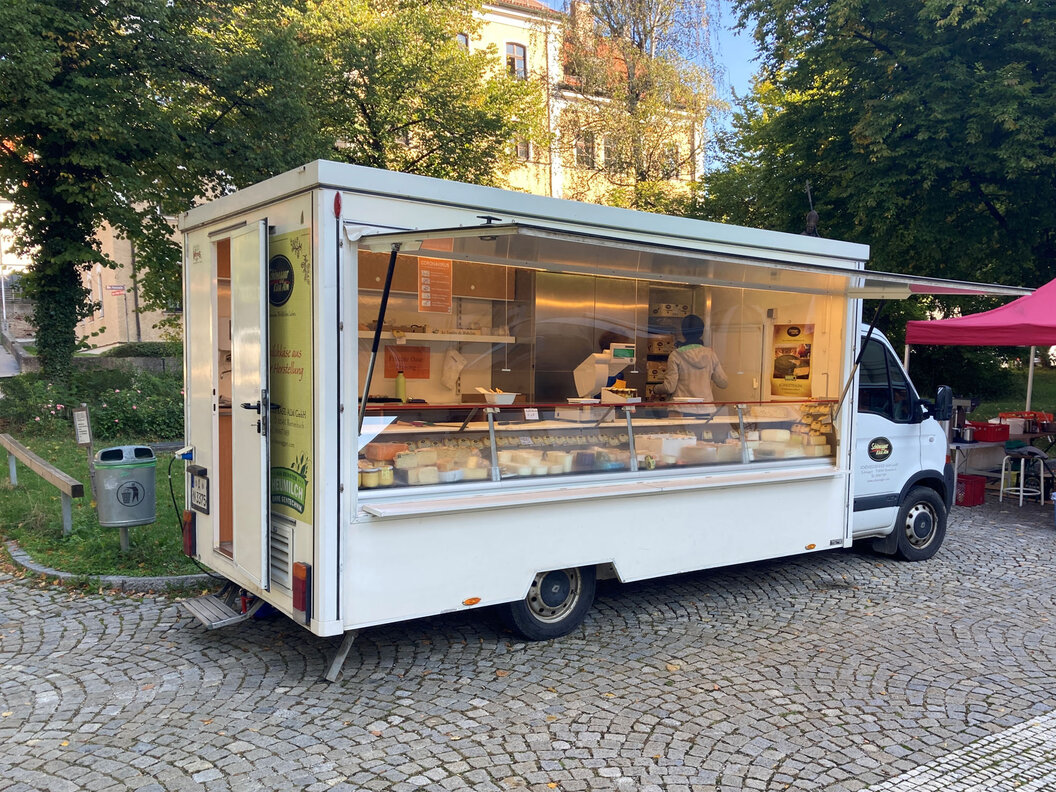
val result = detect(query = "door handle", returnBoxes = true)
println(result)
[240,401,261,413]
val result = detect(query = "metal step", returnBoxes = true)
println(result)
[181,591,264,629]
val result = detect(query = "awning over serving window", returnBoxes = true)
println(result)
[356,222,1029,300]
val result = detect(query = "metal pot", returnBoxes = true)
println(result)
[961,426,975,442]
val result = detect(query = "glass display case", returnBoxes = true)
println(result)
[358,399,838,493]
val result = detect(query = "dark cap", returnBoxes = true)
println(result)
[681,314,705,338]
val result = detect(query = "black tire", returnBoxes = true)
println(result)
[895,486,947,561]
[502,566,597,641]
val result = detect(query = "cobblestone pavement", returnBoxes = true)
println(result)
[2,499,1056,792]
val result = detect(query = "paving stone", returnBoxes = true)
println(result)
[3,500,1056,790]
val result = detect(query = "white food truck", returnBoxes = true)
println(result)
[177,161,1024,680]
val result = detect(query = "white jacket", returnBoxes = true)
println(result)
[655,344,728,404]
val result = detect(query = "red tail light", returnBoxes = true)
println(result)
[181,510,196,557]
[293,562,311,625]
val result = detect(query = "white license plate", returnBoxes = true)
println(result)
[190,475,210,514]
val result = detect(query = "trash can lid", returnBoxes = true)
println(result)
[95,445,156,464]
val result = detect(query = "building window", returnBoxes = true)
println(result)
[506,43,527,80]
[575,132,596,169]
[514,138,530,161]
[96,269,104,318]
[662,145,680,179]
[456,32,469,50]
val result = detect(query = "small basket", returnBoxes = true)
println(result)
[955,475,986,507]
[966,421,1009,442]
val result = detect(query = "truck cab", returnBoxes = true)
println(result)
[852,329,953,560]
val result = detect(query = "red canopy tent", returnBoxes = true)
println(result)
[905,278,1056,409]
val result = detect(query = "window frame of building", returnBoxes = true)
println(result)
[514,138,530,161]
[456,32,469,50]
[575,132,596,170]
[506,42,528,80]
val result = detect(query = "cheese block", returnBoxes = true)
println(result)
[393,450,418,470]
[417,466,440,485]
[437,468,463,482]
[415,448,438,466]
[364,442,408,461]
[680,444,718,464]
[805,444,832,456]
[463,467,489,480]
[808,435,829,446]
[755,442,787,458]
[436,459,460,472]
[760,428,792,443]
[716,444,742,463]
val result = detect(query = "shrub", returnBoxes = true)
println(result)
[0,369,184,440]
[99,341,182,359]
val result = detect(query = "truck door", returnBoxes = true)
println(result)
[229,221,271,589]
[853,336,921,533]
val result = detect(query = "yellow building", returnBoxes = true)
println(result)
[476,0,705,203]
[77,224,179,349]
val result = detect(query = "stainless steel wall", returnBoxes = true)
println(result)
[532,273,648,401]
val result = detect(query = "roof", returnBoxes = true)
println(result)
[488,0,554,14]
[906,278,1055,346]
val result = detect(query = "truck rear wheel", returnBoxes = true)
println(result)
[503,565,596,640]
[895,487,947,561]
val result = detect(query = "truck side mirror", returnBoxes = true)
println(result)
[927,385,953,421]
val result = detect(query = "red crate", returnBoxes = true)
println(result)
[956,474,986,507]
[966,421,1010,442]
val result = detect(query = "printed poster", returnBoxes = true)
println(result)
[771,324,814,399]
[418,258,453,313]
[269,229,314,523]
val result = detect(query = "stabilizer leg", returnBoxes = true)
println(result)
[323,629,359,683]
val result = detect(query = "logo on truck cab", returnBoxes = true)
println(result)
[868,437,893,462]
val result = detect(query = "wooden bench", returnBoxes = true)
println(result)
[0,433,84,535]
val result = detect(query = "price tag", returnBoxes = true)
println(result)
[523,408,539,421]
[519,436,534,446]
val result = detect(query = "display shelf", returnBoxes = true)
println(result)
[358,331,515,344]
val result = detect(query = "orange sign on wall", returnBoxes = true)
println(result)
[384,345,431,379]
[418,258,453,313]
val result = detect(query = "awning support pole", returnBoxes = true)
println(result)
[358,244,401,434]
[1027,346,1036,411]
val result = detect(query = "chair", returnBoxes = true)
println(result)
[1000,448,1048,506]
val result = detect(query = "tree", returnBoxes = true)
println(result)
[301,0,548,187]
[0,0,324,379]
[697,0,1056,291]
[556,0,724,210]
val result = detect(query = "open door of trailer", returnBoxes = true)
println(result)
[229,221,271,590]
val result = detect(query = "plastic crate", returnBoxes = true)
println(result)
[966,421,1010,442]
[956,474,986,507]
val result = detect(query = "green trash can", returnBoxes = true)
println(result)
[95,446,156,527]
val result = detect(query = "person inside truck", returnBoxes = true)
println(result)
[654,314,728,408]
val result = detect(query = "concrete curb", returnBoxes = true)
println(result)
[6,540,213,593]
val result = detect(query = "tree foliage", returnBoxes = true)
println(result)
[699,0,1056,290]
[557,0,724,210]
[0,0,547,378]
[693,0,1056,393]
[0,0,323,379]
[302,0,548,186]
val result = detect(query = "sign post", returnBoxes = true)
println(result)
[72,404,95,498]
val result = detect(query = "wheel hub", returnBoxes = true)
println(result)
[905,503,936,546]
[539,571,572,608]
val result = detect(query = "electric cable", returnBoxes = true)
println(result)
[167,453,226,581]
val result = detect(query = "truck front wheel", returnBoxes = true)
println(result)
[502,566,597,640]
[895,487,947,561]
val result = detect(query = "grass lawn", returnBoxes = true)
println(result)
[974,367,1056,420]
[0,432,199,578]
